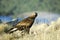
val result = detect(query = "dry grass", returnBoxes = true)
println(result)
[0,18,60,40]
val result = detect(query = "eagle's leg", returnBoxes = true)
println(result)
[19,26,30,34]
[20,28,29,34]
[25,28,30,34]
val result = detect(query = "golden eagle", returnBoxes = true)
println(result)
[6,12,37,34]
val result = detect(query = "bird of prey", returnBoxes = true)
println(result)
[6,12,37,34]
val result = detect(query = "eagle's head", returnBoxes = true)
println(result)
[35,12,37,17]
[28,12,38,19]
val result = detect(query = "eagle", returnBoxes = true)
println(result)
[6,12,37,34]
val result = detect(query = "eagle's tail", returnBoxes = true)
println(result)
[6,27,18,34]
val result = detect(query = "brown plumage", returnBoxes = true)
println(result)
[6,12,37,34]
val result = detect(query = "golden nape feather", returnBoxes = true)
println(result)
[6,12,38,34]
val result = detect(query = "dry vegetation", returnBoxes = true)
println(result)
[0,18,60,40]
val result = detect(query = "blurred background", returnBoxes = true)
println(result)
[0,0,60,24]
[0,0,60,40]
